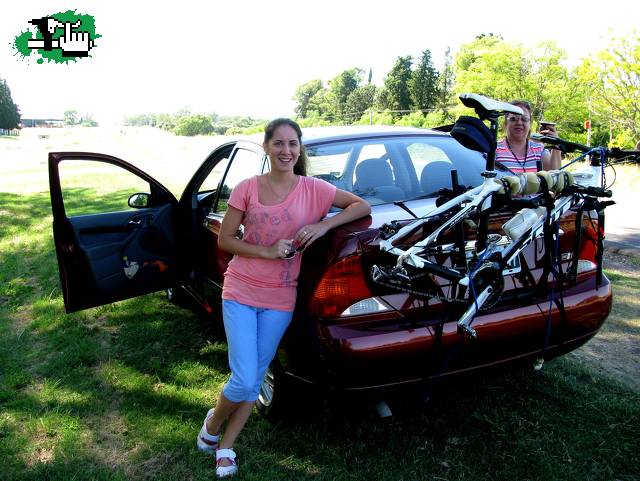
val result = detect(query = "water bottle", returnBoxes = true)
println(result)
[502,206,547,241]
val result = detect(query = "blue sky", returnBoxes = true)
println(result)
[2,0,637,125]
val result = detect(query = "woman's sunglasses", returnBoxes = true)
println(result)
[284,240,306,259]
[506,115,531,123]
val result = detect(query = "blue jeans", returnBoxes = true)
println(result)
[221,300,293,402]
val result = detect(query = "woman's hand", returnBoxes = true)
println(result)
[268,239,295,259]
[295,223,330,249]
[540,124,558,138]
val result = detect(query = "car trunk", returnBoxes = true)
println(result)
[289,199,612,389]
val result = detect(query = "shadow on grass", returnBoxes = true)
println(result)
[0,190,229,479]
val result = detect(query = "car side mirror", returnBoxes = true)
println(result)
[128,192,150,208]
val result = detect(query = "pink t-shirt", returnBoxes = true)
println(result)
[221,175,337,311]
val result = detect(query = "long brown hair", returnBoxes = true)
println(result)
[264,118,307,176]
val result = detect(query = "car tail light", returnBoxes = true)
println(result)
[308,254,373,319]
[576,259,597,274]
[578,217,601,266]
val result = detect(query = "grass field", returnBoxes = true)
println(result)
[1,128,639,481]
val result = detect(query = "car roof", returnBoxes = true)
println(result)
[301,125,448,145]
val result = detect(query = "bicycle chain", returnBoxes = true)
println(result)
[372,260,504,308]
[371,267,470,304]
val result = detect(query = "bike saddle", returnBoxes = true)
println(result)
[459,93,523,119]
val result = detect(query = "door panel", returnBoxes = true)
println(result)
[49,152,179,312]
[173,141,267,303]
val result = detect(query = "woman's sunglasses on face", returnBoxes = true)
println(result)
[506,115,531,123]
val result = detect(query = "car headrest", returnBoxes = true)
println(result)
[355,158,394,189]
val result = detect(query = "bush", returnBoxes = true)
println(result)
[173,115,214,136]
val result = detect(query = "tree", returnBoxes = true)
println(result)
[409,49,439,112]
[584,33,640,146]
[80,113,98,127]
[293,80,324,119]
[436,47,456,121]
[454,36,528,102]
[64,110,79,126]
[327,68,363,122]
[173,115,213,136]
[452,36,587,140]
[155,113,175,131]
[344,84,377,123]
[379,55,413,116]
[0,78,20,129]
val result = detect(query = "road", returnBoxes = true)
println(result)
[605,189,640,254]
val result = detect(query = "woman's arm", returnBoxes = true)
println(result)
[542,149,561,170]
[540,125,562,170]
[295,189,371,248]
[218,206,290,259]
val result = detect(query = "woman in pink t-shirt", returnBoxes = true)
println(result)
[196,118,370,478]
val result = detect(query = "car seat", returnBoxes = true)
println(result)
[354,158,405,202]
[420,160,456,195]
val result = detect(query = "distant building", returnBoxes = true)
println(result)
[21,118,65,128]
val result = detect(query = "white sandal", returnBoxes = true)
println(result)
[216,448,238,478]
[196,408,220,454]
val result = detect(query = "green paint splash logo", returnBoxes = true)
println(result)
[13,10,100,64]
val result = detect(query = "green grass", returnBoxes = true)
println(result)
[1,145,639,480]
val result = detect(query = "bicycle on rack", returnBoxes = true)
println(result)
[371,93,638,340]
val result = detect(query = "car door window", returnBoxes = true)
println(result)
[215,148,264,213]
[58,159,152,216]
[199,155,230,194]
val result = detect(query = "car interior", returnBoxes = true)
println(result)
[306,136,483,207]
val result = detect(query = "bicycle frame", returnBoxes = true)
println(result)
[372,93,628,339]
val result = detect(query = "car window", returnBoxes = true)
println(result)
[215,147,264,213]
[200,155,230,194]
[304,135,486,205]
[351,144,391,186]
[58,159,152,216]
[407,143,452,181]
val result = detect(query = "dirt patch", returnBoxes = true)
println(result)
[568,248,640,391]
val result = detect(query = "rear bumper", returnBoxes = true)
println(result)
[297,275,612,391]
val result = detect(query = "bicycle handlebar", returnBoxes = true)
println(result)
[566,183,613,198]
[532,133,640,162]
[531,134,591,153]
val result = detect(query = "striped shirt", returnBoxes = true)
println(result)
[495,139,545,173]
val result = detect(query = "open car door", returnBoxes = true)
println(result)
[49,152,181,313]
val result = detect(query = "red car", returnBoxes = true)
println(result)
[49,125,612,421]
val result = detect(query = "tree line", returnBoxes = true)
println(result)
[292,33,640,148]
[122,110,266,136]
[294,49,445,125]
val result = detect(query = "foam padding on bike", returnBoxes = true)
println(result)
[495,176,521,194]
[536,171,552,192]
[522,173,541,194]
[560,171,574,190]
[552,171,565,192]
